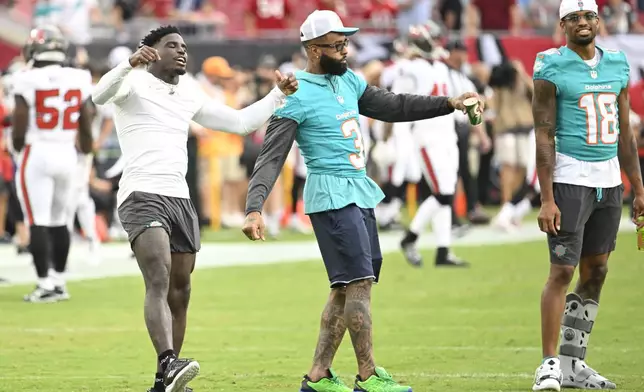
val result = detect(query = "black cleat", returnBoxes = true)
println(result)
[147,388,193,392]
[436,253,470,268]
[163,358,200,392]
[23,286,59,303]
[54,285,70,301]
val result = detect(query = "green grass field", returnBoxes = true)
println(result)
[1,232,644,391]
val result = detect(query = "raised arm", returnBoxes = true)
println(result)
[533,79,557,204]
[617,88,644,198]
[91,60,133,105]
[192,88,286,136]
[358,85,455,123]
[92,46,160,105]
[245,116,298,215]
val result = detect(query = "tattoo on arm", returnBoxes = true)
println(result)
[617,88,644,194]
[532,79,557,202]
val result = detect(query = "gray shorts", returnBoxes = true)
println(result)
[118,191,201,254]
[547,183,623,266]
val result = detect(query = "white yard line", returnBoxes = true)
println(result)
[0,219,636,287]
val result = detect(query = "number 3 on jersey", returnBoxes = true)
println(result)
[35,89,82,131]
[579,93,618,144]
[341,119,366,169]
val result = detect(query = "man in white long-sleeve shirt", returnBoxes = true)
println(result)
[91,25,297,392]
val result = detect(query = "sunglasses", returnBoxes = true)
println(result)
[312,39,349,53]
[562,12,598,23]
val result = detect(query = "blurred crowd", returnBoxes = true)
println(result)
[6,0,644,46]
[0,0,644,250]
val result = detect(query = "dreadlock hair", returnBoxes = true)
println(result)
[140,25,181,48]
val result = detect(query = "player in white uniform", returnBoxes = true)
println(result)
[91,25,297,392]
[372,44,414,228]
[493,128,541,231]
[67,134,100,264]
[12,26,94,303]
[391,23,467,267]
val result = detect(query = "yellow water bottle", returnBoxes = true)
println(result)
[637,216,644,250]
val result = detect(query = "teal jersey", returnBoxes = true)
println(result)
[532,46,630,162]
[274,69,384,214]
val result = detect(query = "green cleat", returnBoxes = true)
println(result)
[353,367,412,392]
[299,369,353,392]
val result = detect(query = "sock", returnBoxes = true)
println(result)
[38,277,53,291]
[154,372,164,390]
[432,205,452,248]
[29,225,50,280]
[401,230,419,246]
[496,202,515,223]
[77,196,97,241]
[409,196,439,234]
[436,247,448,263]
[513,198,532,223]
[510,182,530,204]
[158,349,177,373]
[49,270,64,288]
[381,182,395,203]
[49,226,71,273]
[542,356,557,363]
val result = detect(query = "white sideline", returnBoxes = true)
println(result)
[0,219,636,287]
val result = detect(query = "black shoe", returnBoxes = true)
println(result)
[147,387,193,392]
[163,358,200,392]
[54,285,71,301]
[23,286,59,303]
[436,253,470,268]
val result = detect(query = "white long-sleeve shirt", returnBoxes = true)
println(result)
[91,60,286,206]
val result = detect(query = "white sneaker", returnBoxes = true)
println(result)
[561,359,616,389]
[533,357,563,391]
[492,216,517,233]
[288,215,311,234]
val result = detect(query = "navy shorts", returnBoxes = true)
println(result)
[309,204,383,288]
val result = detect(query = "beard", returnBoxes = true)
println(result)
[175,67,187,76]
[320,53,347,76]
[569,30,596,46]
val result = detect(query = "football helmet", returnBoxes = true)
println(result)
[24,25,69,63]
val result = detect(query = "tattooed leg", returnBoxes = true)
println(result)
[308,287,347,381]
[345,279,376,381]
[574,254,609,302]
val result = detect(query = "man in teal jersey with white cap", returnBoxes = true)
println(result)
[242,9,481,392]
[531,0,644,390]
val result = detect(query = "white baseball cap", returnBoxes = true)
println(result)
[300,10,359,42]
[559,0,598,19]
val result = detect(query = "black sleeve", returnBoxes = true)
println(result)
[357,85,454,123]
[245,116,298,215]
